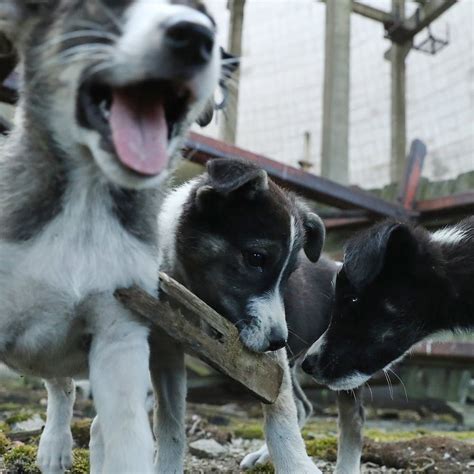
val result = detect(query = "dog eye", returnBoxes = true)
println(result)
[245,251,266,269]
[344,295,358,304]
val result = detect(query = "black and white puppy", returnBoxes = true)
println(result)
[303,217,474,391]
[0,1,222,473]
[156,159,364,473]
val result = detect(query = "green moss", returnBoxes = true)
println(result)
[364,429,421,442]
[432,431,474,442]
[71,449,90,474]
[364,429,474,443]
[0,421,10,434]
[5,410,35,426]
[302,420,338,439]
[0,432,10,455]
[3,444,40,474]
[71,419,92,448]
[305,435,337,461]
[233,422,264,440]
[247,463,274,473]
[0,402,24,412]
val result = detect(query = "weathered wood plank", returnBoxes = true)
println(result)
[115,272,284,404]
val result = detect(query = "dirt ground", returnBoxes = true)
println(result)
[0,371,473,473]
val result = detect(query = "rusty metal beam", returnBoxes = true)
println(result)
[397,139,427,209]
[185,133,411,220]
[411,341,474,363]
[324,216,371,230]
[416,192,474,215]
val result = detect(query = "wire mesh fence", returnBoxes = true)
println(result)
[200,0,473,197]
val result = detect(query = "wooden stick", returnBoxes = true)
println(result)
[115,272,283,404]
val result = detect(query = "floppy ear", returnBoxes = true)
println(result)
[344,222,418,290]
[195,98,215,127]
[302,212,325,263]
[195,159,268,212]
[295,200,325,263]
[196,48,240,127]
[206,158,268,195]
[0,2,24,42]
[0,1,43,43]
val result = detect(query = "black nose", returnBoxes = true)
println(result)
[267,338,287,352]
[165,21,214,65]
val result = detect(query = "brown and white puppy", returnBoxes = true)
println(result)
[0,1,222,473]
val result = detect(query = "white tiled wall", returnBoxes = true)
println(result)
[202,0,474,188]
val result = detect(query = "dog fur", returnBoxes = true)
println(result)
[303,217,474,391]
[156,159,364,473]
[0,1,221,472]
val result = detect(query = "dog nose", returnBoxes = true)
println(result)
[165,21,215,65]
[267,338,287,352]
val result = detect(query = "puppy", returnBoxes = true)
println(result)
[302,217,474,391]
[0,1,221,473]
[156,158,364,473]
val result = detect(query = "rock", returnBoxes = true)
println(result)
[189,439,226,459]
[11,414,44,433]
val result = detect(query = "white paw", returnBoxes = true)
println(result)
[37,429,73,474]
[240,445,270,470]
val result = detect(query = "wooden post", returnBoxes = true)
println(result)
[219,0,246,145]
[390,0,410,184]
[321,0,351,184]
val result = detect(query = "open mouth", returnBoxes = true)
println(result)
[78,79,192,176]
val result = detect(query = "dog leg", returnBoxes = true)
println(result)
[240,364,313,469]
[262,350,321,474]
[37,378,75,474]
[335,388,364,474]
[150,330,186,474]
[88,297,154,474]
[89,416,105,474]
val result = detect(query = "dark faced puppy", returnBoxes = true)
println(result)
[302,217,474,390]
[159,158,325,352]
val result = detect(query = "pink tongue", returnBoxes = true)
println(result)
[109,90,169,176]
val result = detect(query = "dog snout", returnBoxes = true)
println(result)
[267,338,287,352]
[265,327,287,352]
[165,21,215,66]
[301,355,318,376]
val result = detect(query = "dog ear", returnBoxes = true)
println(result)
[196,48,240,127]
[0,1,43,43]
[344,221,418,290]
[195,99,215,127]
[295,201,325,263]
[302,212,325,263]
[195,159,268,212]
[0,2,24,42]
[206,158,268,195]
